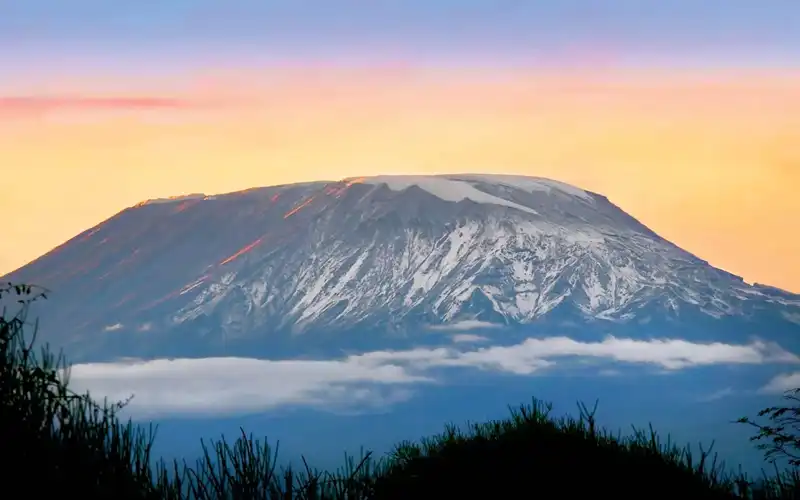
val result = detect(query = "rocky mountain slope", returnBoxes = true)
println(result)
[4,174,799,361]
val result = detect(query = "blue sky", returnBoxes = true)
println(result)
[4,0,799,71]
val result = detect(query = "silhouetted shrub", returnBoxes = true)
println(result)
[2,281,799,499]
[0,283,164,498]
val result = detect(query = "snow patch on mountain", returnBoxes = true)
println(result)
[357,175,540,215]
[452,174,595,201]
[168,212,788,334]
[784,312,800,325]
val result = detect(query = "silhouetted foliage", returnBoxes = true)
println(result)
[0,282,163,498]
[2,280,799,498]
[737,389,800,499]
[738,390,800,467]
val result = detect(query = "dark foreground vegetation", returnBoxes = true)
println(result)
[3,283,800,499]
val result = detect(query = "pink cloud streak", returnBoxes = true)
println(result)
[0,96,190,113]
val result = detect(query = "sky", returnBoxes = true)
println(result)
[2,1,800,292]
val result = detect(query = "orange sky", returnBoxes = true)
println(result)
[1,67,799,292]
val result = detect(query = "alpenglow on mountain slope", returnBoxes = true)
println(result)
[5,174,800,361]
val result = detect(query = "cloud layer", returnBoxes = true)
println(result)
[0,96,189,113]
[66,335,799,418]
[760,372,800,394]
[427,320,502,332]
[0,95,219,124]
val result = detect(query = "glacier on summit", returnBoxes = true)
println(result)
[3,173,799,361]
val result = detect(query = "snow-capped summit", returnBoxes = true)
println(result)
[4,174,799,361]
[347,174,596,211]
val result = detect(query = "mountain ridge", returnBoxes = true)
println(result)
[3,173,799,361]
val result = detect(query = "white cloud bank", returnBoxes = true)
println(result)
[67,357,430,418]
[427,320,502,332]
[760,372,800,394]
[451,334,489,344]
[66,335,799,418]
[697,387,736,402]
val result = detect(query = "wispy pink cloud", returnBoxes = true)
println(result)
[0,96,190,113]
[2,96,188,109]
[0,95,226,123]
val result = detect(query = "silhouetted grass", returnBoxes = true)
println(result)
[2,282,799,499]
[1,283,165,498]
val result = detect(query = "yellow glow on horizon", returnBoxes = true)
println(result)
[2,67,799,292]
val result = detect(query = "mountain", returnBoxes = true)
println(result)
[4,174,799,362]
